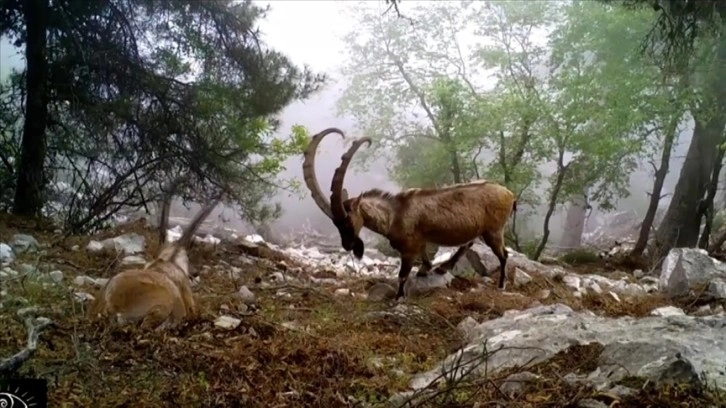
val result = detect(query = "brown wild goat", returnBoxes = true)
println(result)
[88,178,222,329]
[303,128,517,299]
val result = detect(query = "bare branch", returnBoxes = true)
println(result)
[0,307,53,374]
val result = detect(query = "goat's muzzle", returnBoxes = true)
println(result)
[334,219,365,259]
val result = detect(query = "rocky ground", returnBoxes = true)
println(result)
[0,214,725,407]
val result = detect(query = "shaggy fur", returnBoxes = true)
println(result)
[303,128,517,299]
[88,178,221,330]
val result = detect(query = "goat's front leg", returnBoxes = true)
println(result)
[395,255,415,300]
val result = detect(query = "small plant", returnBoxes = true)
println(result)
[560,248,600,265]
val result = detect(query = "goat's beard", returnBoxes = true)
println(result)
[352,238,364,259]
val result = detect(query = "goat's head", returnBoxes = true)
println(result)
[302,128,371,259]
[154,177,222,279]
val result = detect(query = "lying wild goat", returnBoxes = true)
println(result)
[88,178,221,329]
[303,128,517,299]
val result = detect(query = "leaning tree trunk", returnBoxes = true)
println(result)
[13,0,49,216]
[631,114,680,257]
[652,34,726,261]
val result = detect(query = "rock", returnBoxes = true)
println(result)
[86,240,104,252]
[237,285,256,303]
[464,249,489,276]
[577,399,608,408]
[607,384,636,397]
[11,233,40,254]
[536,289,551,300]
[582,210,645,248]
[456,316,479,342]
[121,255,146,266]
[334,288,351,297]
[659,248,726,297]
[103,233,146,255]
[214,315,241,330]
[562,275,581,291]
[74,275,106,287]
[708,280,726,300]
[513,268,532,286]
[0,243,14,265]
[367,282,397,301]
[694,305,712,316]
[49,270,64,283]
[404,272,455,297]
[633,269,644,279]
[500,371,541,398]
[402,304,726,397]
[1,267,18,277]
[650,306,685,317]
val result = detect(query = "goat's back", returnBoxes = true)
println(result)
[88,268,189,328]
[401,182,516,246]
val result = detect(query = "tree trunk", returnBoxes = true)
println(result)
[631,115,679,257]
[653,35,726,260]
[13,0,49,216]
[559,192,588,249]
[697,145,725,248]
[533,155,568,261]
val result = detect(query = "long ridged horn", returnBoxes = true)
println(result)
[302,128,346,219]
[330,137,372,220]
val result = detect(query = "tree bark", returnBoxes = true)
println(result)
[13,0,49,216]
[652,33,726,260]
[631,115,679,257]
[559,192,588,249]
[697,144,725,248]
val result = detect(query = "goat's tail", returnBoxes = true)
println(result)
[510,199,518,218]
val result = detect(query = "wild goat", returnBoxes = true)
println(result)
[303,128,517,299]
[88,178,221,330]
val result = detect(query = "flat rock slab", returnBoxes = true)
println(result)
[405,304,726,396]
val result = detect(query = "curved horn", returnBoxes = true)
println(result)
[330,137,372,220]
[302,128,346,219]
[159,176,185,245]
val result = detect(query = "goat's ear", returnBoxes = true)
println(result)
[349,197,363,213]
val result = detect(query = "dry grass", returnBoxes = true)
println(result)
[0,214,724,407]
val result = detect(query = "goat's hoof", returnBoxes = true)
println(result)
[416,270,429,278]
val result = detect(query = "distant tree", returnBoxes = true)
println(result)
[0,0,324,231]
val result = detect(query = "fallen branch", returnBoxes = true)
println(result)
[0,307,54,374]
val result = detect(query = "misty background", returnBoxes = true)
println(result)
[0,0,694,247]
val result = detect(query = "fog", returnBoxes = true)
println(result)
[0,1,700,248]
[253,0,694,246]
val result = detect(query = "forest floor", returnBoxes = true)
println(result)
[0,215,724,407]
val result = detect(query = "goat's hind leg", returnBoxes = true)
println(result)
[432,242,474,275]
[482,231,508,290]
[416,248,434,277]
